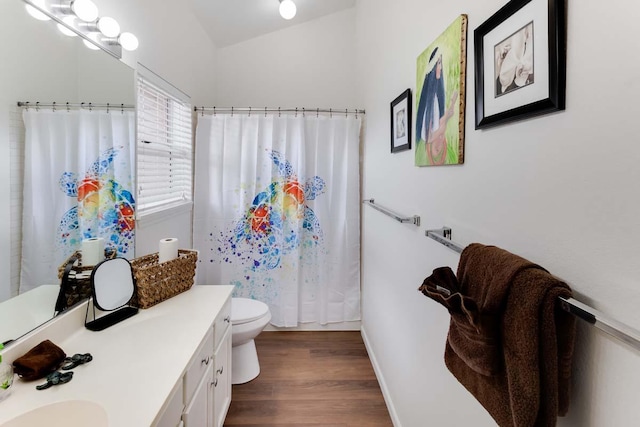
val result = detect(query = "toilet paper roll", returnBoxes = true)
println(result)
[82,237,105,266]
[159,238,179,263]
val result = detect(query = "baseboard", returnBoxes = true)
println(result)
[361,325,401,427]
[264,320,361,331]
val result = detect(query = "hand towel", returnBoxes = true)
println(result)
[12,340,67,381]
[420,244,576,427]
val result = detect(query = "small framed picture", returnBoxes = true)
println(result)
[390,89,412,153]
[474,0,566,129]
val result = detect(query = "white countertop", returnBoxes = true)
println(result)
[0,285,233,427]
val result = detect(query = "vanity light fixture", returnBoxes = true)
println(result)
[96,16,120,38]
[279,0,296,20]
[69,0,98,22]
[118,32,139,51]
[22,0,139,58]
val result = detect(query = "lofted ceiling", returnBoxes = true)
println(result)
[189,0,356,48]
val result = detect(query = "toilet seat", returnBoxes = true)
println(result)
[232,298,269,325]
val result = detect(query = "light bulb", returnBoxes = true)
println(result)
[57,16,78,37]
[118,32,139,51]
[83,33,101,50]
[71,0,99,22]
[279,0,296,20]
[97,17,120,37]
[25,0,50,21]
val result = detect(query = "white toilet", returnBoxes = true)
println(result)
[230,297,271,384]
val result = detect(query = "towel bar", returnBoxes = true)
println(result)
[363,199,420,226]
[425,226,640,352]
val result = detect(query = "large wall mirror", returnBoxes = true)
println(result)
[0,0,135,346]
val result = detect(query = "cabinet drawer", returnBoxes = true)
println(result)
[184,327,214,405]
[214,297,231,350]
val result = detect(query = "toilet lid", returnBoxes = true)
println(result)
[232,298,270,325]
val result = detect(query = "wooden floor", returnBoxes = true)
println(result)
[224,331,393,426]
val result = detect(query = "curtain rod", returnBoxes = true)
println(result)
[194,106,365,117]
[17,102,135,111]
[424,226,640,352]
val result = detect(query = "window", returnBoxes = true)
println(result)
[136,69,192,217]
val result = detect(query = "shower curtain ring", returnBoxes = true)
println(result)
[121,104,124,114]
[278,107,281,117]
[249,107,251,117]
[295,107,298,117]
[345,108,347,118]
[52,102,56,112]
[25,102,29,111]
[316,108,319,118]
[355,109,358,119]
[106,103,110,113]
[214,106,216,117]
[201,106,204,117]
[330,108,332,118]
[66,102,70,113]
[303,107,305,117]
[36,102,40,111]
[89,102,93,112]
[264,107,267,117]
[231,107,234,117]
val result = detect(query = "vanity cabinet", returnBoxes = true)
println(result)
[156,293,232,427]
[0,285,234,427]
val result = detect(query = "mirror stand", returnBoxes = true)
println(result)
[84,258,138,331]
[85,303,138,331]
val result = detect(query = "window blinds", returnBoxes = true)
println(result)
[136,75,192,216]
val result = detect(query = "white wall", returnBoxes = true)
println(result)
[215,8,357,107]
[357,0,640,426]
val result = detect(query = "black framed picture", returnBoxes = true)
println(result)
[390,89,411,153]
[474,0,565,129]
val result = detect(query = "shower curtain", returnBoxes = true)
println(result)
[20,109,135,293]
[193,114,361,327]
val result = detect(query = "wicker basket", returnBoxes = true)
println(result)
[57,249,117,308]
[130,249,198,309]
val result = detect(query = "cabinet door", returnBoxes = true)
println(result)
[183,364,213,427]
[213,327,232,427]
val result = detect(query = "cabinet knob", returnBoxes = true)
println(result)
[201,356,211,366]
[224,316,231,323]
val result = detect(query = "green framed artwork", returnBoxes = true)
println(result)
[415,15,468,166]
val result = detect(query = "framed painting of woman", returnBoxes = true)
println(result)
[415,15,468,167]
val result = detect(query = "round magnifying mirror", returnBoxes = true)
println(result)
[91,258,135,311]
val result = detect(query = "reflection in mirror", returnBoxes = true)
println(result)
[0,0,136,347]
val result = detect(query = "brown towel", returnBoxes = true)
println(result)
[12,340,66,381]
[420,243,576,427]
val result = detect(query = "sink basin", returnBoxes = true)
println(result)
[2,400,107,427]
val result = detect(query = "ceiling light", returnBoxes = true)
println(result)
[118,32,139,51]
[57,16,78,37]
[279,0,296,20]
[25,0,51,21]
[97,17,120,37]
[71,0,99,22]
